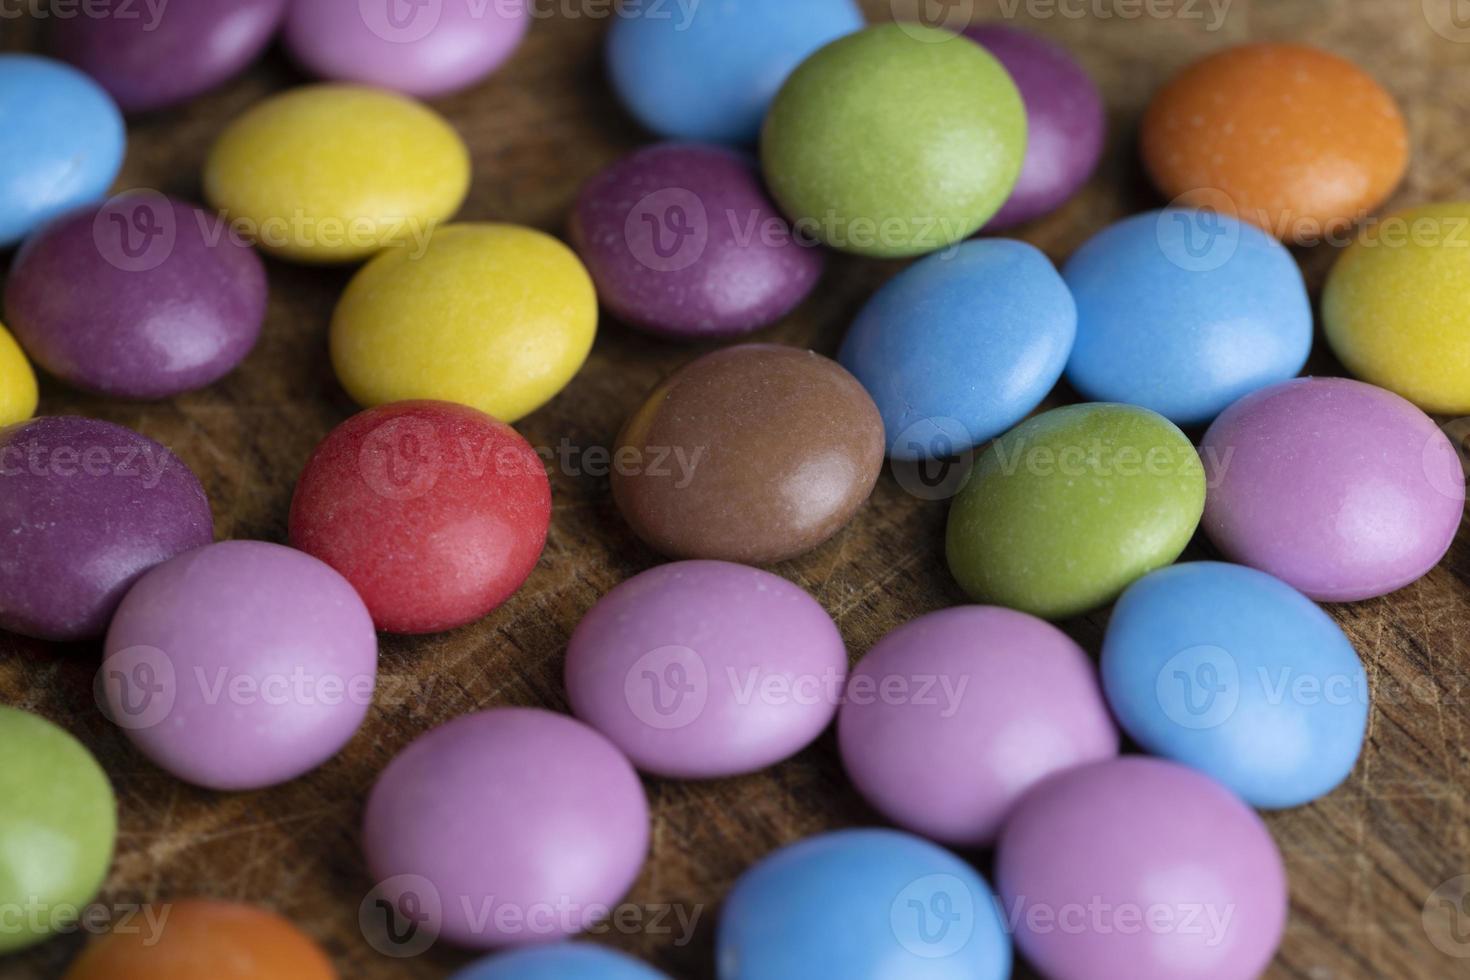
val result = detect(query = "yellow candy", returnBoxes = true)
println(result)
[1323,202,1470,414]
[0,323,38,427]
[330,224,597,423]
[203,85,469,264]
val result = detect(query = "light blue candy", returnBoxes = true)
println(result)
[451,943,671,980]
[717,828,1011,980]
[1063,209,1311,427]
[1101,561,1368,809]
[0,54,125,249]
[606,0,865,144]
[839,239,1076,461]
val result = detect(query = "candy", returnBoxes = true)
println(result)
[363,708,648,949]
[285,0,528,97]
[331,224,597,422]
[1102,562,1367,808]
[570,143,823,340]
[612,344,884,564]
[566,560,847,779]
[997,757,1287,980]
[946,403,1205,619]
[964,24,1104,230]
[51,0,287,113]
[0,323,38,426]
[0,708,115,955]
[1322,202,1470,414]
[203,85,469,263]
[761,24,1025,258]
[102,541,377,791]
[289,401,551,634]
[1200,377,1463,602]
[5,194,267,399]
[606,0,865,145]
[452,945,671,980]
[838,606,1117,847]
[0,55,124,249]
[1063,209,1311,427]
[0,417,212,641]
[717,828,1011,980]
[1141,43,1407,243]
[838,239,1075,460]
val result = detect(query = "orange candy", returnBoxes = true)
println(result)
[1141,43,1408,243]
[64,900,336,980]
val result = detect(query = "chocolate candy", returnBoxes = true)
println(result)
[453,946,671,980]
[612,344,884,564]
[0,324,38,426]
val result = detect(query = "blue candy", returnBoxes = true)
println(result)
[717,828,1011,980]
[1101,562,1368,809]
[451,943,670,980]
[0,54,125,248]
[606,0,865,144]
[1063,209,1311,427]
[839,239,1076,461]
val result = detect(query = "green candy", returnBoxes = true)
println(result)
[761,23,1026,259]
[946,403,1206,619]
[0,707,116,953]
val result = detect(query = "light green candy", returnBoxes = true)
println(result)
[946,403,1206,619]
[761,23,1026,259]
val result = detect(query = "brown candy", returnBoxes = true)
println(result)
[612,344,886,564]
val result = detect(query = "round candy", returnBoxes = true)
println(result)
[1063,209,1311,427]
[569,143,823,340]
[566,560,847,779]
[1322,202,1470,414]
[1200,377,1464,602]
[0,417,213,641]
[51,0,288,113]
[717,828,1011,980]
[964,24,1104,230]
[761,24,1025,258]
[0,708,115,955]
[102,540,378,791]
[838,606,1117,847]
[63,900,335,980]
[838,239,1075,460]
[996,757,1287,980]
[204,85,469,263]
[0,323,38,426]
[362,708,649,949]
[606,0,865,145]
[1102,562,1367,808]
[289,401,551,634]
[285,0,528,97]
[612,344,884,564]
[1141,43,1407,243]
[946,403,1205,619]
[0,54,124,248]
[5,194,268,399]
[331,224,597,422]
[453,945,670,980]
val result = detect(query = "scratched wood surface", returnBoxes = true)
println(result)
[4,1,1470,977]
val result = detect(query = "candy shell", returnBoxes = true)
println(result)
[0,323,38,426]
[452,945,670,980]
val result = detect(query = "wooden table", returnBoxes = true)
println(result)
[4,1,1469,976]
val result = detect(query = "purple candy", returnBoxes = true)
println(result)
[570,143,823,340]
[5,193,267,400]
[362,708,649,949]
[0,417,212,642]
[51,0,288,113]
[997,757,1287,980]
[1202,377,1465,602]
[565,560,846,779]
[838,606,1117,848]
[965,25,1105,230]
[102,540,377,790]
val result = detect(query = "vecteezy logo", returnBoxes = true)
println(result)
[624,645,708,731]
[1156,190,1241,272]
[892,0,976,38]
[1157,645,1240,730]
[624,189,709,273]
[92,190,176,273]
[1424,875,1470,957]
[891,874,976,959]
[1424,0,1470,43]
[1424,417,1470,502]
[889,417,975,502]
[359,874,441,958]
[358,415,443,501]
[95,645,176,731]
[360,0,442,43]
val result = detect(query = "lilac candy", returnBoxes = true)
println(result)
[965,25,1104,230]
[0,417,212,642]
[565,561,846,779]
[570,143,823,340]
[5,194,267,400]
[838,606,1117,848]
[1202,377,1465,602]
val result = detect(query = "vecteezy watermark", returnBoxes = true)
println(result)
[1427,418,1470,502]
[356,0,700,43]
[890,0,1234,38]
[0,438,181,490]
[1001,895,1237,945]
[888,417,977,502]
[0,899,171,945]
[1424,875,1470,957]
[989,436,1214,482]
[892,874,979,958]
[0,0,169,28]
[1156,645,1368,731]
[1424,0,1470,43]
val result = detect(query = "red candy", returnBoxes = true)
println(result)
[289,401,550,634]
